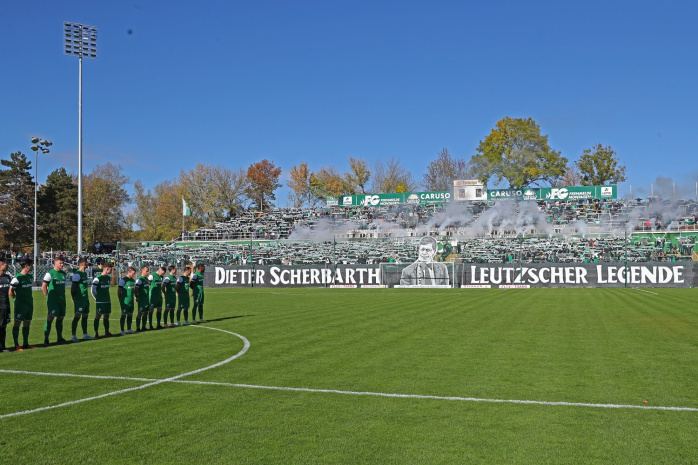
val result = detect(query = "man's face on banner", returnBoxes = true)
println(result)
[417,243,435,263]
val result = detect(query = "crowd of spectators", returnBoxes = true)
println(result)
[181,198,698,242]
[3,197,697,277]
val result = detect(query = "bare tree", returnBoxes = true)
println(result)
[554,165,582,187]
[423,148,471,191]
[370,157,417,193]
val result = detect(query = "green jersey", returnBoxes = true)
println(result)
[149,273,163,303]
[177,274,190,307]
[163,274,176,300]
[135,275,150,305]
[11,272,34,308]
[191,271,204,296]
[118,276,136,306]
[44,268,67,306]
[71,269,90,301]
[91,274,112,303]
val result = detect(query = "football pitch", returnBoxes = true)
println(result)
[1,287,697,463]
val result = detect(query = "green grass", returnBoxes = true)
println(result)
[1,287,698,463]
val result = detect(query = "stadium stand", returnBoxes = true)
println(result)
[7,198,696,279]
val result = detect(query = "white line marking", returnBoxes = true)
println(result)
[0,326,249,419]
[633,288,659,295]
[3,369,696,413]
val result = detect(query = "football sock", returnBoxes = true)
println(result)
[191,304,198,320]
[199,304,204,320]
[127,314,133,330]
[176,310,181,323]
[44,320,53,339]
[103,319,110,334]
[93,319,100,335]
[148,312,153,328]
[12,326,19,346]
[184,310,189,322]
[81,317,88,336]
[170,310,175,324]
[55,320,63,340]
[120,315,126,332]
[156,311,162,326]
[72,315,80,336]
[22,326,29,346]
[136,315,141,330]
[0,326,6,349]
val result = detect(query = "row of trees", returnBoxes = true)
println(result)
[0,116,627,250]
[0,152,131,252]
[286,117,627,205]
[0,154,286,250]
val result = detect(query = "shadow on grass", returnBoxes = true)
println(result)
[203,315,254,323]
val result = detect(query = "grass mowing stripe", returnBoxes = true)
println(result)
[6,367,698,413]
[0,325,250,419]
[0,369,156,382]
[3,287,697,463]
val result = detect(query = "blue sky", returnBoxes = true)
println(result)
[2,0,698,203]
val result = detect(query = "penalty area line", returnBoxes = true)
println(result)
[3,369,697,413]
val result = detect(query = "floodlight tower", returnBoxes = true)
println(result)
[63,21,97,255]
[30,138,52,282]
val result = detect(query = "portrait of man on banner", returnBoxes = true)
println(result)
[400,236,450,286]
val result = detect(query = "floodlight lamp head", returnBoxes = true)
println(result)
[39,139,47,145]
[31,137,39,144]
[31,146,38,152]
[41,148,50,154]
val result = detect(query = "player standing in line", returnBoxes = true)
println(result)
[9,259,36,350]
[162,265,177,327]
[71,257,95,341]
[190,263,206,323]
[91,262,114,338]
[118,267,136,335]
[134,266,150,332]
[149,266,166,329]
[0,258,12,352]
[43,255,68,345]
[175,266,192,325]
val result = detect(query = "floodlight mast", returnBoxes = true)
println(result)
[64,21,97,255]
[31,138,52,283]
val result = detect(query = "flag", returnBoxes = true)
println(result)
[182,197,191,217]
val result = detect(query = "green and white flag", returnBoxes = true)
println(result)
[182,197,191,216]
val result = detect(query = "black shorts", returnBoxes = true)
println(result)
[0,307,10,326]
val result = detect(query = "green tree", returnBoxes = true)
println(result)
[82,163,130,247]
[37,168,78,251]
[470,117,567,189]
[0,152,34,250]
[423,148,471,191]
[576,144,627,185]
[246,159,282,211]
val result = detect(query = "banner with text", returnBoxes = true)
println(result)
[487,185,617,201]
[205,262,696,288]
[327,191,451,207]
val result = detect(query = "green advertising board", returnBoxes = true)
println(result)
[487,185,617,201]
[327,191,452,207]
